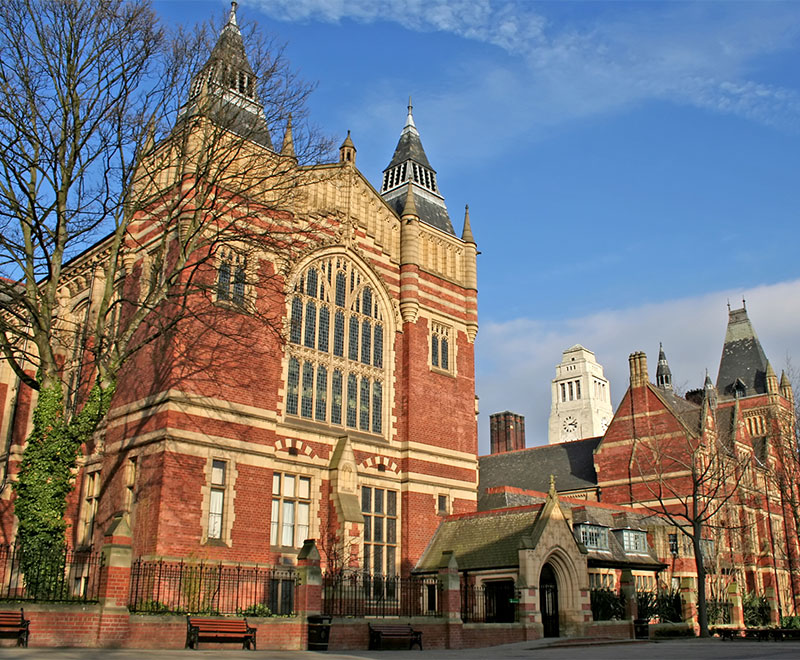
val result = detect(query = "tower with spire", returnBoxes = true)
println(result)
[176,2,273,148]
[655,343,673,390]
[380,99,455,235]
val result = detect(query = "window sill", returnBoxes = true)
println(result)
[281,416,390,445]
[214,297,250,313]
[203,538,230,547]
[430,366,456,378]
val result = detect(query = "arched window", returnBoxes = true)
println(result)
[286,257,387,435]
[216,249,247,308]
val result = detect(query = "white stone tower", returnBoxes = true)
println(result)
[548,345,614,444]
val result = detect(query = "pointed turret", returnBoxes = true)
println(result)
[780,371,794,403]
[461,205,475,244]
[281,115,296,158]
[766,362,779,395]
[339,130,356,164]
[716,305,770,398]
[655,343,673,390]
[380,100,454,235]
[401,183,418,219]
[176,2,272,149]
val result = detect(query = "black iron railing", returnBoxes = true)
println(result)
[322,572,441,618]
[0,543,103,602]
[129,559,296,616]
[460,580,519,623]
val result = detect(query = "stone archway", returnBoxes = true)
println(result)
[539,563,559,637]
[532,547,587,638]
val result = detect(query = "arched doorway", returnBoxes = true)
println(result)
[539,563,559,637]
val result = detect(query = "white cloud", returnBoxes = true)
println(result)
[475,278,800,453]
[254,0,800,136]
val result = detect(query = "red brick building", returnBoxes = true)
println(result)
[480,305,799,625]
[595,307,799,621]
[0,5,479,576]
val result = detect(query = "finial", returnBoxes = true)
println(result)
[461,204,475,244]
[742,297,746,311]
[229,2,238,25]
[281,114,295,158]
[727,300,731,312]
[402,184,418,218]
[549,474,556,494]
[404,96,416,130]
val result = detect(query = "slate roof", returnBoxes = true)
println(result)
[416,491,666,573]
[176,5,273,149]
[387,129,432,170]
[381,105,455,236]
[478,436,602,503]
[384,188,455,235]
[716,307,769,398]
[415,506,543,572]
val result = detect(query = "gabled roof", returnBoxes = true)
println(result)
[716,306,769,398]
[414,506,543,572]
[478,436,601,502]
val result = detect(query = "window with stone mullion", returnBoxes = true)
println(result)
[287,259,386,434]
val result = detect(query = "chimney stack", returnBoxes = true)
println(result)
[628,352,649,388]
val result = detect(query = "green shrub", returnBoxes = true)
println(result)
[591,588,625,621]
[743,592,771,628]
[238,603,272,618]
[780,615,800,629]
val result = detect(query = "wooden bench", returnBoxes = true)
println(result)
[185,616,256,650]
[713,627,743,640]
[0,609,29,647]
[368,623,422,650]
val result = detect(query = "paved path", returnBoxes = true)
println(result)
[2,639,800,660]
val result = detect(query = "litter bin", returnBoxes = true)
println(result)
[308,614,333,651]
[634,618,650,639]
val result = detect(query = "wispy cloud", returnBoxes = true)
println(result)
[254,0,800,139]
[475,278,800,452]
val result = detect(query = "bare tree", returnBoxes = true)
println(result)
[628,395,751,637]
[0,0,333,563]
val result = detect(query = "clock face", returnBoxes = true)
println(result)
[563,416,578,434]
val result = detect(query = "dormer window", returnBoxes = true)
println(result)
[577,524,609,550]
[620,529,648,553]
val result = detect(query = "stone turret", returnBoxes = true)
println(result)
[399,185,421,323]
[780,371,794,403]
[339,130,356,164]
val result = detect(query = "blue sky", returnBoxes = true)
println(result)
[155,1,800,452]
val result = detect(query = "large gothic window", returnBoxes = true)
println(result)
[285,256,387,435]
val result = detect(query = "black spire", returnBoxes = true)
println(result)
[380,99,454,235]
[716,304,769,398]
[655,343,673,390]
[176,2,273,149]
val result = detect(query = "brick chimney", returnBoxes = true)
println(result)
[490,411,526,454]
[628,351,649,388]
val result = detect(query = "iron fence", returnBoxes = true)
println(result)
[0,543,103,602]
[460,580,519,623]
[322,571,441,618]
[129,559,296,616]
[707,598,733,625]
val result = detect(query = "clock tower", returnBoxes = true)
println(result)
[548,345,614,444]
